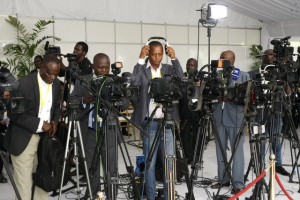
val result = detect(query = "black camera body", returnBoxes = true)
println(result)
[44,41,61,56]
[266,36,300,83]
[149,76,182,104]
[90,73,138,110]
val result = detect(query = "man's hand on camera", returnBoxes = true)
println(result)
[83,95,95,104]
[166,46,176,59]
[139,45,150,59]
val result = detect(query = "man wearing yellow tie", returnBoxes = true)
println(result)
[4,54,61,200]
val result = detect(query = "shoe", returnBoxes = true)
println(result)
[231,187,242,195]
[0,174,7,183]
[276,166,290,176]
[211,181,230,189]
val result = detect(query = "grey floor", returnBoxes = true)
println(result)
[1,131,300,200]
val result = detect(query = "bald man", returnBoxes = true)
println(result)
[211,50,250,194]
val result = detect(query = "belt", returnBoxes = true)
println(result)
[144,117,163,122]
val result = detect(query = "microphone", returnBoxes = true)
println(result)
[44,41,49,51]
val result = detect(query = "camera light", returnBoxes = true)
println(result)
[207,4,228,20]
[114,62,123,68]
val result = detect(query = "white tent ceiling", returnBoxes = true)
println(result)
[0,0,299,38]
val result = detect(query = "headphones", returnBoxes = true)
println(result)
[146,36,170,55]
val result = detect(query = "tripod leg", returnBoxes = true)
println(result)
[59,120,74,199]
[114,120,141,200]
[76,121,93,199]
[0,151,22,200]
[164,121,176,200]
[187,116,208,200]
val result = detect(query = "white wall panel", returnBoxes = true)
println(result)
[166,26,188,44]
[86,21,115,43]
[0,16,16,41]
[88,44,115,64]
[168,45,189,68]
[54,19,85,42]
[211,28,229,45]
[116,44,141,73]
[247,29,260,45]
[188,26,199,45]
[142,24,166,43]
[116,23,141,43]
[229,29,246,45]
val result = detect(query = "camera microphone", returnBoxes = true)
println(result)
[44,41,49,51]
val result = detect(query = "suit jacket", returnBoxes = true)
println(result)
[213,70,250,128]
[130,59,183,126]
[4,72,61,156]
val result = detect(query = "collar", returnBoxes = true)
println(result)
[146,60,162,71]
[38,71,51,86]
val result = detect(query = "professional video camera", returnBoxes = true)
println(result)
[0,64,25,118]
[186,59,235,111]
[90,62,138,110]
[149,75,183,104]
[263,36,300,83]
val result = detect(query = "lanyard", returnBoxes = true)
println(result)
[37,77,51,110]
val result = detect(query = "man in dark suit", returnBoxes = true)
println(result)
[131,41,183,200]
[71,53,119,198]
[211,50,249,194]
[4,54,61,200]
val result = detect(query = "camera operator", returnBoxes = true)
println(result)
[4,54,61,200]
[260,49,289,176]
[59,41,92,77]
[70,53,116,198]
[179,58,201,163]
[211,50,249,194]
[130,41,183,200]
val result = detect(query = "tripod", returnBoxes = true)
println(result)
[0,151,22,200]
[58,101,93,200]
[87,107,140,200]
[145,102,177,200]
[244,109,269,200]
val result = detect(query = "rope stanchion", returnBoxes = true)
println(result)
[275,173,294,200]
[269,154,276,200]
[228,171,267,200]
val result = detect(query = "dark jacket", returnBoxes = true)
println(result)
[4,72,61,156]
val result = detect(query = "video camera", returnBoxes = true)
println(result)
[186,59,234,111]
[0,63,25,118]
[90,64,138,111]
[149,75,183,104]
[263,36,300,83]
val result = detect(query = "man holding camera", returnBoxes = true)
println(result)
[4,54,61,200]
[179,58,201,164]
[131,41,183,199]
[71,53,120,198]
[260,49,289,176]
[211,50,249,194]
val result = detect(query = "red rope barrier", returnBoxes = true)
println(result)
[275,173,294,200]
[228,171,266,200]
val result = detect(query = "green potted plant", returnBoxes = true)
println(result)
[1,16,60,78]
[249,44,263,70]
